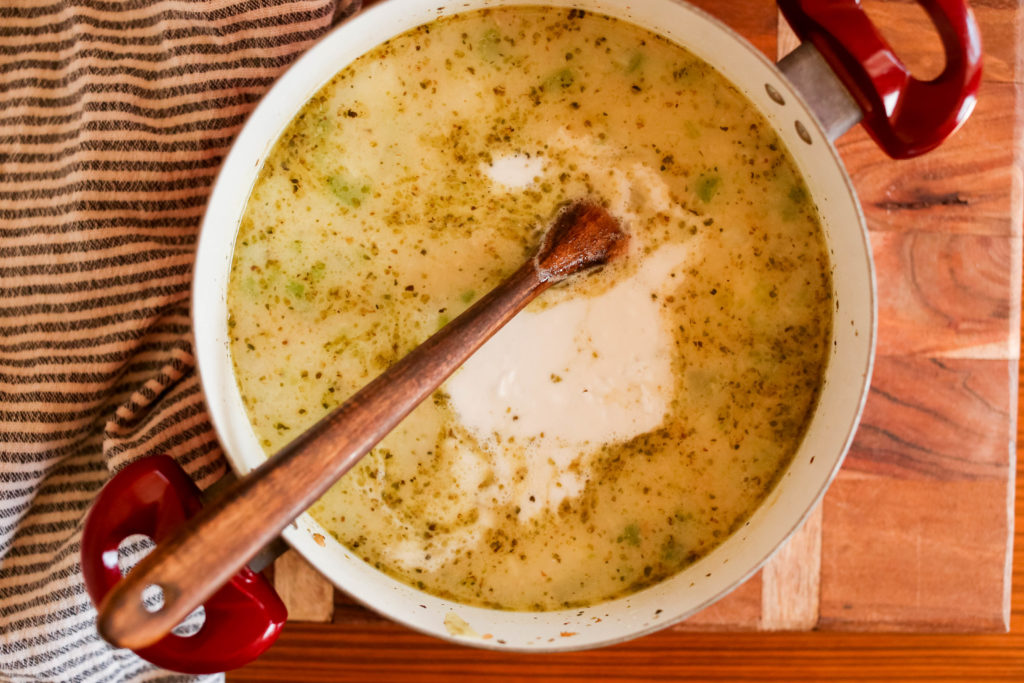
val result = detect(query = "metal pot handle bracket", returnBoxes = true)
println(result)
[777,0,982,157]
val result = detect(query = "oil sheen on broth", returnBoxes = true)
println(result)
[228,8,832,611]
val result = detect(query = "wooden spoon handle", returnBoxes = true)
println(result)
[96,261,546,650]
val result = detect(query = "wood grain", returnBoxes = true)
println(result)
[670,572,763,631]
[847,357,1014,480]
[817,0,1020,639]
[820,475,1012,631]
[837,83,1022,238]
[862,0,1023,84]
[761,507,822,631]
[872,232,1020,357]
[230,621,1024,682]
[273,551,334,623]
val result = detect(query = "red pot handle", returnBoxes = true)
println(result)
[81,455,287,674]
[778,0,982,159]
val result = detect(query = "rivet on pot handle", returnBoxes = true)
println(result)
[777,0,982,159]
[81,455,287,674]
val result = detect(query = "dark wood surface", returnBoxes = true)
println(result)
[228,0,1024,679]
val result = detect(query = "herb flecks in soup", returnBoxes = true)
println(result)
[228,8,832,611]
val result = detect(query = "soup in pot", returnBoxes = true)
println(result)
[227,7,832,611]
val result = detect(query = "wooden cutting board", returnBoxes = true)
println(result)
[268,0,1020,635]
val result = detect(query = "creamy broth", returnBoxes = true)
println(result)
[228,7,832,610]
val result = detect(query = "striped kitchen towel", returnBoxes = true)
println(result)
[0,1,358,680]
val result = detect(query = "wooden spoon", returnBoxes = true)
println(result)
[96,200,628,650]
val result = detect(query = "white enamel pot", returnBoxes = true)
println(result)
[193,0,986,653]
[84,0,983,671]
